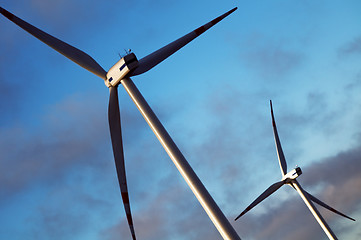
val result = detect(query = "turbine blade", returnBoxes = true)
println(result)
[108,86,136,240]
[0,7,107,79]
[130,7,237,76]
[235,180,284,220]
[304,190,356,221]
[270,100,288,176]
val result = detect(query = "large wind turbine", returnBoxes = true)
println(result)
[0,6,241,240]
[235,100,355,240]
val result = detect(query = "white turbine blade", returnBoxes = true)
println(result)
[270,100,288,176]
[108,87,136,240]
[235,180,285,221]
[130,7,237,76]
[0,7,107,79]
[304,190,356,221]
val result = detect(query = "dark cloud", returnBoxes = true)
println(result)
[102,180,223,240]
[338,36,361,57]
[301,145,361,214]
[102,188,173,240]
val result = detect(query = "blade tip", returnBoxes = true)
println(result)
[235,210,246,221]
[227,7,238,15]
[270,100,275,119]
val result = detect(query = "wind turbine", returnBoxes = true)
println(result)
[0,6,241,240]
[234,100,355,240]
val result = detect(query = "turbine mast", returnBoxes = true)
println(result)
[292,180,337,240]
[121,78,241,240]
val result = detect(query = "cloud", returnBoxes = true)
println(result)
[29,184,110,240]
[338,36,361,57]
[239,34,303,79]
[101,178,224,240]
[0,23,32,124]
[0,93,108,199]
[301,145,361,213]
[0,77,18,122]
[27,0,114,32]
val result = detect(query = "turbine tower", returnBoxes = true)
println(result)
[234,100,355,240]
[1,6,241,240]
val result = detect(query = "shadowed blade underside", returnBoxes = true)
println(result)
[108,87,136,240]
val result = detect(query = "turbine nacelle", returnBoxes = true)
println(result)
[282,166,302,182]
[105,53,139,87]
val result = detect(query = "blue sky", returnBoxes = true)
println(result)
[1,0,361,239]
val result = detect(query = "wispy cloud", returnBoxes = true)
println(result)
[239,34,303,79]
[338,36,361,57]
[0,94,108,199]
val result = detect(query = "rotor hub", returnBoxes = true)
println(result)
[105,53,138,88]
[282,167,302,181]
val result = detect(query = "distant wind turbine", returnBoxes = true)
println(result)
[0,6,240,240]
[235,100,355,240]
